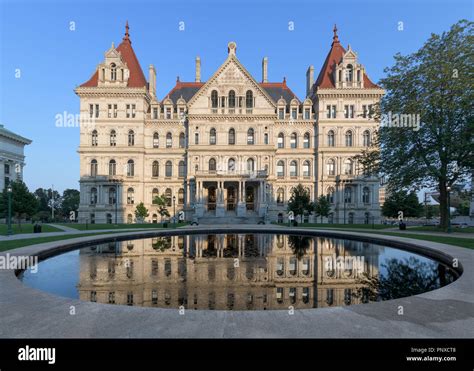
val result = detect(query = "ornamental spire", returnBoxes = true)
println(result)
[123,20,130,42]
[332,24,339,44]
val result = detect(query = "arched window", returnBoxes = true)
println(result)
[110,130,116,146]
[303,132,310,148]
[344,187,352,203]
[209,158,216,172]
[277,133,285,148]
[153,132,159,148]
[290,132,297,148]
[165,188,172,206]
[363,130,371,147]
[210,128,217,145]
[245,90,253,108]
[264,133,269,144]
[127,188,134,204]
[345,130,353,147]
[90,159,98,177]
[327,187,335,204]
[165,161,172,177]
[178,188,184,205]
[90,187,97,205]
[127,159,134,176]
[326,159,335,176]
[277,160,285,177]
[247,128,254,145]
[364,212,370,224]
[178,160,185,177]
[290,160,298,177]
[228,158,236,172]
[152,214,158,224]
[128,130,135,146]
[228,90,236,108]
[91,130,98,146]
[166,132,172,148]
[363,187,371,204]
[344,159,353,175]
[228,128,235,145]
[345,64,353,82]
[152,161,159,177]
[110,63,117,81]
[109,159,116,176]
[327,130,335,147]
[152,188,159,203]
[211,90,218,108]
[108,187,116,205]
[246,158,255,172]
[277,188,284,205]
[303,161,310,177]
[195,132,199,145]
[179,132,185,148]
[348,212,354,224]
[127,214,133,224]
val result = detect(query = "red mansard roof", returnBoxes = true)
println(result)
[314,25,379,90]
[80,22,147,88]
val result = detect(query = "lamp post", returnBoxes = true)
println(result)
[173,195,176,226]
[447,186,452,233]
[7,185,12,236]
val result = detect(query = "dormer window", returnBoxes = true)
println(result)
[110,63,117,81]
[345,64,353,82]
[278,108,285,120]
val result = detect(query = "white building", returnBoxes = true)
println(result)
[0,124,32,190]
[76,23,384,224]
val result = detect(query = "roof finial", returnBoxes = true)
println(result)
[332,24,339,44]
[283,76,286,84]
[124,20,130,41]
[177,76,180,82]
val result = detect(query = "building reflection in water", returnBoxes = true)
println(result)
[77,234,381,310]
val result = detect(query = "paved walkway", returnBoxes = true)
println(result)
[0,225,473,338]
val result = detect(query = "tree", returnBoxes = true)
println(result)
[382,190,423,218]
[61,189,80,220]
[287,184,315,223]
[153,194,170,223]
[1,181,38,229]
[354,20,474,230]
[134,202,149,223]
[314,195,331,223]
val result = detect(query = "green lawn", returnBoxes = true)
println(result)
[293,223,393,230]
[0,232,119,252]
[0,224,62,236]
[407,226,474,233]
[56,222,188,231]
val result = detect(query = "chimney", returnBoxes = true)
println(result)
[195,56,201,83]
[149,64,156,98]
[306,65,314,97]
[262,57,268,83]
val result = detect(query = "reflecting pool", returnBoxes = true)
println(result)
[20,234,458,310]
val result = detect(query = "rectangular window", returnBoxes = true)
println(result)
[95,104,99,118]
[152,290,158,305]
[126,104,130,118]
[195,133,199,145]
[344,105,349,118]
[279,108,284,120]
[362,105,367,118]
[107,104,112,118]
[349,105,354,118]
[89,104,94,118]
[179,107,185,119]
[327,105,336,118]
[4,164,10,175]
[166,108,171,119]
[153,107,158,119]
[131,104,136,118]
[332,105,336,118]
[291,108,297,119]
[151,260,158,276]
[90,291,97,302]
[108,292,115,304]
[304,108,310,120]
[127,292,134,306]
[113,104,118,118]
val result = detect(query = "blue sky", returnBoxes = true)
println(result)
[0,0,471,193]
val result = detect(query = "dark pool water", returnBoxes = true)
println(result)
[20,234,458,310]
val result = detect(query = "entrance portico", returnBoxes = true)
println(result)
[193,171,268,219]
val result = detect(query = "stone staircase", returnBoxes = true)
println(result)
[197,215,264,225]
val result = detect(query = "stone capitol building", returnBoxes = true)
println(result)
[76,23,384,224]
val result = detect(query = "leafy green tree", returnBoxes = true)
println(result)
[314,195,331,223]
[287,184,315,223]
[134,202,149,223]
[61,189,80,220]
[153,194,170,223]
[354,20,474,230]
[1,181,38,229]
[382,190,423,218]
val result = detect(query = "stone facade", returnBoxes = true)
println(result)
[75,24,384,224]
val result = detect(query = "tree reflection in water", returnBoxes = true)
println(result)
[354,256,456,302]
[151,236,172,252]
[288,235,312,259]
